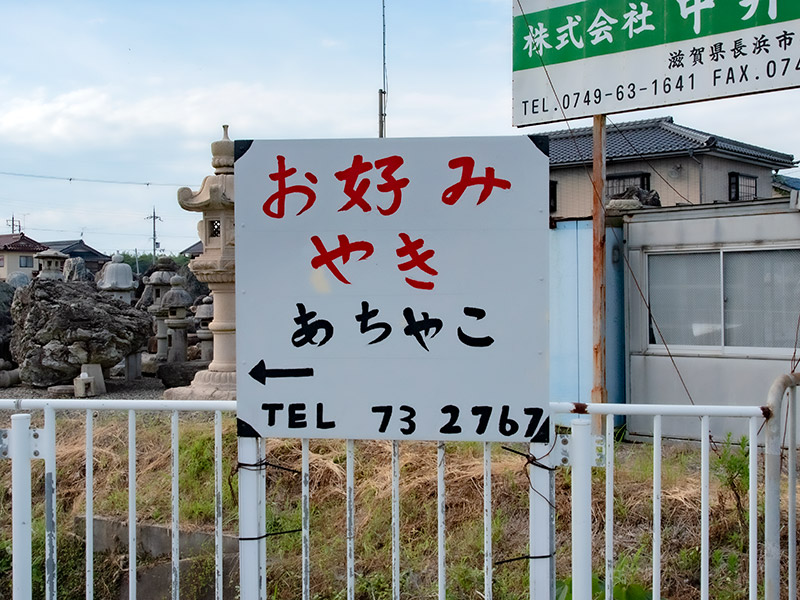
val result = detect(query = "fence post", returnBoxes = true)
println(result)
[764,390,784,600]
[43,406,57,600]
[571,418,592,600]
[238,436,267,600]
[11,413,33,600]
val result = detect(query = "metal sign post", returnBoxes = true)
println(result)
[592,115,607,434]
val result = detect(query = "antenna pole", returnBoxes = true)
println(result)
[378,90,386,138]
[379,0,387,138]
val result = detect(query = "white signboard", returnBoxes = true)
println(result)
[513,0,800,126]
[235,137,550,441]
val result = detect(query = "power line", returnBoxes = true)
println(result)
[0,170,189,187]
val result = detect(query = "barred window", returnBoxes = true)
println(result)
[728,172,757,202]
[607,172,651,197]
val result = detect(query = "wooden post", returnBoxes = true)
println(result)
[592,114,607,433]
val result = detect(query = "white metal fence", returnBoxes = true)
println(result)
[2,373,798,600]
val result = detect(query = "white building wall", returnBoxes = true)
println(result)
[624,199,800,439]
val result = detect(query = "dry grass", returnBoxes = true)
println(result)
[1,413,798,599]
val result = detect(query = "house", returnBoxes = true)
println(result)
[0,233,48,282]
[40,239,110,274]
[180,241,203,259]
[548,116,795,218]
[772,173,800,196]
[546,117,799,439]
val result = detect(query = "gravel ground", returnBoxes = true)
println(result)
[0,376,166,401]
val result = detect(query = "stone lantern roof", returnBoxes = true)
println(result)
[195,295,213,322]
[161,276,193,311]
[34,249,68,260]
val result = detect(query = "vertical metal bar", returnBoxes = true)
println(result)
[392,440,400,600]
[571,419,592,600]
[748,416,758,600]
[302,439,310,600]
[483,441,493,600]
[171,410,180,600]
[239,436,266,600]
[437,441,446,600]
[700,416,710,600]
[43,405,57,600]
[128,410,137,600]
[605,414,615,600]
[764,389,782,600]
[346,439,355,600]
[652,415,662,600]
[86,409,94,600]
[214,411,223,600]
[11,413,32,600]
[530,441,553,600]
[788,389,797,600]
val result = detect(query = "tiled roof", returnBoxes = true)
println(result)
[0,233,48,253]
[41,239,110,261]
[773,174,800,190]
[548,116,795,169]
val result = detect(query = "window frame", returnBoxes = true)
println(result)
[607,171,651,197]
[19,255,33,268]
[645,245,800,358]
[728,172,758,202]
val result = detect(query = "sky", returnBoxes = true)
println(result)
[0,0,798,256]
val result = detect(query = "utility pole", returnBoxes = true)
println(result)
[5,214,21,234]
[145,207,162,260]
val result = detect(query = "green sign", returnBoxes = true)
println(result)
[514,0,800,71]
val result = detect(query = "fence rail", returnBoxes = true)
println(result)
[2,374,798,600]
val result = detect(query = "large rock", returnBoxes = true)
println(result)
[63,257,96,282]
[0,282,14,362]
[10,280,152,387]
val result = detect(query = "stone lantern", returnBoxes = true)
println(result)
[35,249,68,280]
[195,295,214,362]
[145,258,178,362]
[162,275,193,363]
[97,253,135,304]
[165,125,236,400]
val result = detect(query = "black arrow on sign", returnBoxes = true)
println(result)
[248,360,314,386]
